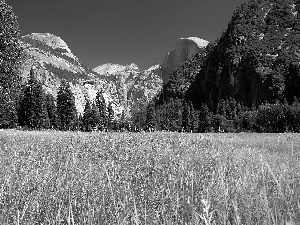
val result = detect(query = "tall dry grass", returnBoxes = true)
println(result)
[0,130,299,224]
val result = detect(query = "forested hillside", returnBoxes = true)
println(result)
[186,0,300,110]
[137,0,300,133]
[156,0,300,110]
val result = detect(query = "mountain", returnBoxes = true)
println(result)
[155,44,212,105]
[161,37,209,81]
[20,33,102,114]
[19,33,208,118]
[156,0,300,111]
[19,33,164,117]
[93,62,163,115]
[91,37,209,113]
[94,63,139,76]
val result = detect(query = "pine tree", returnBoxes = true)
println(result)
[159,103,169,131]
[19,68,49,129]
[107,102,114,131]
[131,102,146,132]
[83,101,100,132]
[0,88,18,128]
[95,90,107,131]
[91,102,100,129]
[0,0,23,128]
[189,103,197,132]
[45,93,58,129]
[182,101,195,132]
[77,114,84,131]
[167,98,182,132]
[56,80,77,130]
[82,99,92,132]
[199,103,211,133]
[146,101,156,131]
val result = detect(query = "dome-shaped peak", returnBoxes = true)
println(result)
[25,33,70,51]
[180,37,209,48]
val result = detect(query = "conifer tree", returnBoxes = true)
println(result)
[56,80,77,130]
[167,98,182,132]
[131,102,146,131]
[95,90,107,130]
[83,100,100,132]
[107,102,114,131]
[77,113,84,131]
[182,101,195,132]
[146,101,156,131]
[45,93,58,129]
[0,0,23,128]
[19,68,49,129]
[189,102,197,132]
[0,88,18,128]
[82,99,92,132]
[198,103,211,133]
[91,102,100,128]
[159,103,169,131]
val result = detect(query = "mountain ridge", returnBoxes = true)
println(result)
[19,33,207,118]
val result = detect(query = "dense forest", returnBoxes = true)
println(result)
[16,68,117,132]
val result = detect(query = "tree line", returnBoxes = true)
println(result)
[2,67,117,132]
[12,68,300,133]
[130,97,300,133]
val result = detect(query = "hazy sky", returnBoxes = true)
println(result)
[9,0,248,69]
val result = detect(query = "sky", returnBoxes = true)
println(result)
[8,0,248,70]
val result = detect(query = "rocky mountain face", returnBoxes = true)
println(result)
[156,0,300,112]
[92,63,163,115]
[19,33,163,117]
[20,33,102,114]
[91,37,209,112]
[161,37,209,81]
[19,33,208,118]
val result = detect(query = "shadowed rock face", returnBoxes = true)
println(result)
[161,37,209,82]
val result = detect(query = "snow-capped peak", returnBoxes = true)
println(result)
[180,37,209,48]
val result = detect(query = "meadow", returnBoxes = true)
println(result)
[0,130,299,225]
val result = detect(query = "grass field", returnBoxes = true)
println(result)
[0,130,299,224]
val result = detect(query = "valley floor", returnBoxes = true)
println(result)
[0,130,299,224]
